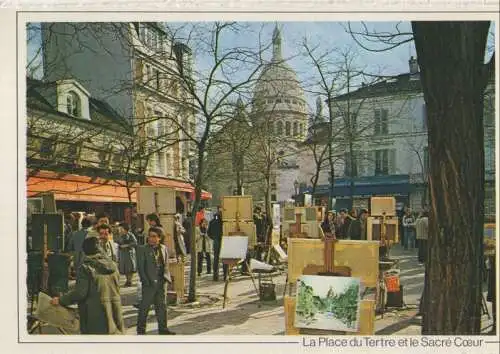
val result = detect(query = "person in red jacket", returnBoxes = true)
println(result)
[195,206,205,226]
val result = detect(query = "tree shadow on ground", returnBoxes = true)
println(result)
[168,298,284,335]
[376,315,421,335]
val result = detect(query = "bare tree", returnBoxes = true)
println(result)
[166,22,267,301]
[349,20,495,334]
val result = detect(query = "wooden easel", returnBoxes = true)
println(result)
[222,212,260,309]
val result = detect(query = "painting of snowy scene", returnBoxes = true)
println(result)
[294,275,361,332]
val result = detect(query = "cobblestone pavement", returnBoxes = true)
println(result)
[32,244,495,336]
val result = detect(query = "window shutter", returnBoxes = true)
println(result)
[371,150,377,176]
[358,152,365,177]
[374,109,380,135]
[389,149,396,175]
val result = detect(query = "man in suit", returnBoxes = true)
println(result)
[136,227,175,335]
[97,224,117,262]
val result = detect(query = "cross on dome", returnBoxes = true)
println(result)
[272,24,283,62]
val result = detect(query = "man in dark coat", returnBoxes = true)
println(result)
[348,209,368,240]
[50,237,124,334]
[208,206,227,281]
[136,227,175,335]
[182,212,193,254]
[117,222,137,287]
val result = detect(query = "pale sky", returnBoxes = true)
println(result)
[27,21,495,111]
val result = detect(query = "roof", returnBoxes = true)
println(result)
[334,73,423,101]
[27,77,133,135]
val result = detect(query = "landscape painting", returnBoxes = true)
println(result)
[294,275,361,332]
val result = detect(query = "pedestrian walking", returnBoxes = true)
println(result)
[136,227,175,335]
[195,218,212,276]
[208,206,227,281]
[402,208,416,250]
[117,222,137,287]
[50,237,124,334]
[415,211,429,264]
[65,218,92,277]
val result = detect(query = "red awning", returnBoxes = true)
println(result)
[27,170,212,203]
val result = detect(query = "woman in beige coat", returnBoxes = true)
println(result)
[195,218,212,276]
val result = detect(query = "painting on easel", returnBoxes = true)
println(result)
[294,275,362,332]
[220,236,248,260]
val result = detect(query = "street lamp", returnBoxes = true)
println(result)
[294,179,299,206]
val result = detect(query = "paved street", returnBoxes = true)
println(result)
[33,244,494,335]
[122,244,428,335]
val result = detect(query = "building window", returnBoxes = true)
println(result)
[276,98,282,104]
[66,91,81,117]
[293,122,298,136]
[344,152,358,177]
[422,104,427,131]
[375,149,389,176]
[374,109,388,135]
[112,152,123,168]
[156,114,165,138]
[156,152,165,175]
[155,69,161,90]
[285,121,291,136]
[271,194,277,201]
[98,151,109,169]
[277,121,283,135]
[39,139,55,159]
[350,113,357,132]
[300,123,304,136]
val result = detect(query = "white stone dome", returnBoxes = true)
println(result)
[253,26,307,115]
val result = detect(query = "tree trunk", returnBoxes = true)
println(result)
[348,139,355,210]
[412,21,490,334]
[188,147,205,302]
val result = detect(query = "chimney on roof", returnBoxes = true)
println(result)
[409,56,419,75]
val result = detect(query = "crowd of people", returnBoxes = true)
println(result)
[319,205,430,264]
[49,204,272,335]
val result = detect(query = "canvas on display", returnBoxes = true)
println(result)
[221,196,253,221]
[294,275,362,333]
[220,236,248,260]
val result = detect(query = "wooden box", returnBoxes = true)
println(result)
[370,197,396,216]
[137,186,176,214]
[168,260,185,299]
[221,196,253,221]
[287,239,379,288]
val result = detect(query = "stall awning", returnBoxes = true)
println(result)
[27,170,212,203]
